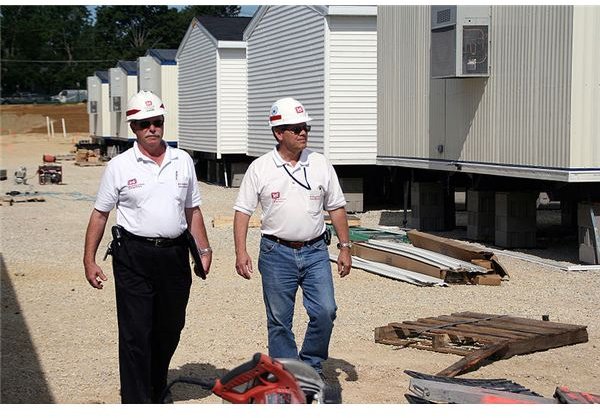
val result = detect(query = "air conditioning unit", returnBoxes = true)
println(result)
[112,96,121,112]
[431,6,490,78]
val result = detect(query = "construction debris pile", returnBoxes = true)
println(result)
[331,225,509,287]
[375,311,588,377]
[404,370,600,404]
[75,148,103,166]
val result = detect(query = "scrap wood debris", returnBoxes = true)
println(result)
[375,311,588,377]
[328,253,447,287]
[2,191,46,205]
[403,370,600,404]
[407,230,509,277]
[347,228,508,285]
[1,196,46,205]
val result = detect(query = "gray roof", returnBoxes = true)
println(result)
[146,49,178,64]
[196,16,252,41]
[95,70,109,83]
[117,60,137,75]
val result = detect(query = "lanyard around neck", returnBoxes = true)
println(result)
[283,165,311,190]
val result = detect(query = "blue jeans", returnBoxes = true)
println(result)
[258,236,337,372]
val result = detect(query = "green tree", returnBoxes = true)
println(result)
[0,5,241,96]
[1,6,96,94]
[179,5,241,22]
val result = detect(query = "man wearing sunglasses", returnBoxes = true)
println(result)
[233,97,352,381]
[83,90,212,403]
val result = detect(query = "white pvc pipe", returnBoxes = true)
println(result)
[50,120,55,137]
[62,118,67,137]
[46,116,51,137]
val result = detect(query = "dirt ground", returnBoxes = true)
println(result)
[1,128,599,406]
[0,103,89,136]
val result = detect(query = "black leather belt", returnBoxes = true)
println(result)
[121,228,186,247]
[262,232,325,250]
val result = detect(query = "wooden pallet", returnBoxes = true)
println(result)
[74,161,105,167]
[375,311,588,377]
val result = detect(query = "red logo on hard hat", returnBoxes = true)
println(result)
[295,106,304,114]
[145,100,152,106]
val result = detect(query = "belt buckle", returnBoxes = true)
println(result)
[289,241,303,249]
[153,238,167,247]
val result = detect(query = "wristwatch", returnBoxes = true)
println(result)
[336,242,352,250]
[199,247,212,256]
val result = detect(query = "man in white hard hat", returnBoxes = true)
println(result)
[83,90,212,403]
[233,97,352,379]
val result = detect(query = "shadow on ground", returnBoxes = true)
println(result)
[165,357,358,404]
[0,254,54,403]
[166,362,229,403]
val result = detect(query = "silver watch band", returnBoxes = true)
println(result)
[199,247,212,256]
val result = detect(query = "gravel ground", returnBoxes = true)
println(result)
[1,134,599,405]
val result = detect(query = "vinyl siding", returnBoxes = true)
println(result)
[139,56,179,144]
[160,65,179,145]
[452,5,573,167]
[109,68,137,140]
[100,83,110,137]
[87,75,110,138]
[178,23,217,152]
[246,6,325,157]
[125,74,138,140]
[377,6,434,159]
[570,6,600,168]
[327,14,377,164]
[378,5,600,176]
[218,48,248,155]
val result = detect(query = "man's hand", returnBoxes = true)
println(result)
[84,261,108,289]
[233,210,253,280]
[201,251,212,276]
[235,250,253,280]
[337,248,352,278]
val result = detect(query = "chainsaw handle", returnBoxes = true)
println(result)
[220,352,262,385]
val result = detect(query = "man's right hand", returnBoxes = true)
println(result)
[84,261,108,289]
[235,251,253,280]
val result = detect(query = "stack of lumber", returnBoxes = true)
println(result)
[75,148,103,166]
[349,229,508,286]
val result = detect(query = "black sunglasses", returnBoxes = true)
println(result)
[282,124,311,135]
[136,118,164,129]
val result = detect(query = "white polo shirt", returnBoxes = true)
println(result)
[94,141,201,238]
[234,148,346,242]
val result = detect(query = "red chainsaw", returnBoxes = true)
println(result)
[161,353,341,404]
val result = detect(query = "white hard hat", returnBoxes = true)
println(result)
[126,90,166,121]
[268,97,312,127]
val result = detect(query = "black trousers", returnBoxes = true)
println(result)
[111,235,192,403]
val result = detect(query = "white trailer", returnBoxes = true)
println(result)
[378,5,600,183]
[86,70,110,140]
[177,16,251,158]
[244,5,378,165]
[108,61,138,141]
[138,49,178,146]
[378,5,600,255]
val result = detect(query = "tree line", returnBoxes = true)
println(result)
[0,5,241,96]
